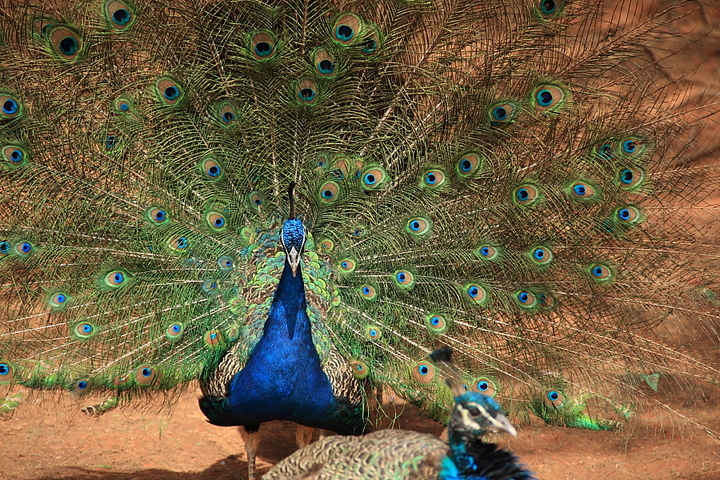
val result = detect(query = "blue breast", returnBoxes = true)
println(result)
[199,259,362,433]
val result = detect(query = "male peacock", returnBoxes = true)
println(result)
[1,0,719,478]
[265,347,535,480]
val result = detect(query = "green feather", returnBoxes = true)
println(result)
[0,1,719,477]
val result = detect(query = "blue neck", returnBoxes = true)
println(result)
[264,259,306,340]
[440,430,535,480]
[211,258,340,427]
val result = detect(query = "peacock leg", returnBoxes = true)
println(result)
[295,424,315,448]
[240,424,261,480]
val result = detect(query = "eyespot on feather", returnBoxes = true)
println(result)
[471,377,498,397]
[425,314,450,334]
[202,279,219,294]
[529,246,553,266]
[350,359,370,379]
[226,326,240,342]
[48,292,69,309]
[421,168,446,188]
[114,96,134,114]
[338,258,356,274]
[14,241,34,256]
[392,270,415,290]
[489,102,518,124]
[532,85,569,111]
[33,18,53,37]
[206,212,227,231]
[614,205,642,224]
[514,184,541,206]
[199,155,223,179]
[568,181,598,200]
[135,365,159,386]
[538,0,566,18]
[249,30,276,60]
[218,255,234,270]
[349,224,366,238]
[48,26,82,61]
[318,181,340,203]
[595,142,615,161]
[0,95,23,120]
[215,100,239,126]
[165,322,184,341]
[359,285,377,301]
[360,27,380,54]
[204,330,223,348]
[105,1,134,29]
[364,324,382,341]
[617,167,645,190]
[155,77,184,106]
[588,263,614,284]
[146,207,169,225]
[319,239,334,252]
[296,78,318,104]
[514,290,538,309]
[361,166,388,190]
[104,270,128,288]
[544,389,566,408]
[475,244,501,262]
[0,362,16,383]
[333,13,363,45]
[405,217,432,236]
[537,291,558,310]
[314,49,336,76]
[166,234,190,251]
[70,379,92,395]
[619,137,648,158]
[465,283,489,305]
[73,322,97,339]
[456,153,483,177]
[248,191,265,210]
[412,362,435,384]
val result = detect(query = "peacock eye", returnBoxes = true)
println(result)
[467,406,480,417]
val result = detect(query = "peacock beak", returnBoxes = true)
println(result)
[287,246,301,277]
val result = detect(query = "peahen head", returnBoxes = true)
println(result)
[280,218,306,277]
[430,346,517,439]
[448,391,517,440]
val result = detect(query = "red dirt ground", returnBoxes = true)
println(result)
[1,389,720,479]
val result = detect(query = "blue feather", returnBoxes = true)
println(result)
[199,237,364,434]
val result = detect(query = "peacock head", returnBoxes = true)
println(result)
[449,391,517,439]
[280,218,306,277]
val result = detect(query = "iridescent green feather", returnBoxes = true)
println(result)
[0,0,718,443]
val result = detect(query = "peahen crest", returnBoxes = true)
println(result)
[1,0,719,474]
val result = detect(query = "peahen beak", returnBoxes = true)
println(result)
[492,412,518,437]
[287,246,301,277]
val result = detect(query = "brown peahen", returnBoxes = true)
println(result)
[1,0,719,478]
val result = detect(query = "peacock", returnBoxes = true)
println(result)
[1,0,719,478]
[264,347,533,480]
